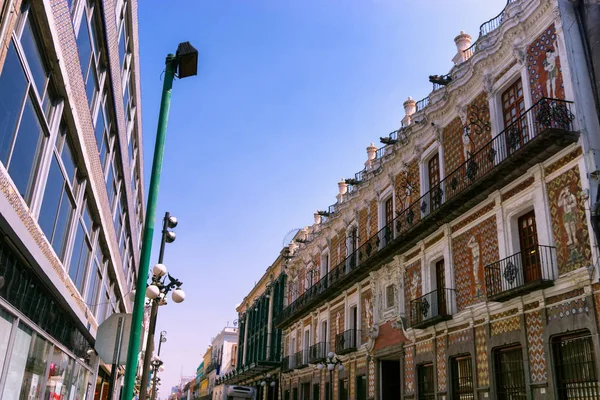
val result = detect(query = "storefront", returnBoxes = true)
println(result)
[0,234,96,399]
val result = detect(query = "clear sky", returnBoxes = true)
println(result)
[137,0,508,394]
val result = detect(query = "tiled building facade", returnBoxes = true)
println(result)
[272,1,600,399]
[0,0,143,398]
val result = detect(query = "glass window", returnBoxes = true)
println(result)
[0,309,14,379]
[87,245,103,316]
[76,3,101,109]
[9,94,45,200]
[2,324,51,399]
[19,14,49,99]
[0,43,28,162]
[39,127,77,260]
[68,218,93,294]
[45,347,71,399]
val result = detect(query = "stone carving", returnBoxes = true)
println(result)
[462,127,472,161]
[468,236,482,297]
[558,187,578,246]
[336,312,341,336]
[365,296,374,328]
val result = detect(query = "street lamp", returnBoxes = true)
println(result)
[139,212,184,400]
[150,331,167,400]
[122,41,198,400]
[316,352,344,400]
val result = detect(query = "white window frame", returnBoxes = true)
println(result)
[419,142,444,217]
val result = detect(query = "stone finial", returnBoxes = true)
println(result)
[365,142,379,168]
[403,96,417,116]
[338,178,348,196]
[453,31,472,64]
[314,212,322,225]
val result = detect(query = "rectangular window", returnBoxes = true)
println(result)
[325,383,330,400]
[494,346,526,400]
[386,284,395,308]
[39,125,77,260]
[87,244,103,317]
[338,378,348,400]
[518,210,541,283]
[385,197,393,225]
[76,2,102,109]
[313,383,320,400]
[554,334,600,399]
[356,375,367,400]
[417,363,435,400]
[68,214,93,293]
[451,355,474,400]
[502,79,527,154]
[301,382,310,400]
[0,9,58,204]
[320,320,328,343]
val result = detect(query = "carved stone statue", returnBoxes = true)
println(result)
[467,236,482,297]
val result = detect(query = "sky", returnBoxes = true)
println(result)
[137,0,508,394]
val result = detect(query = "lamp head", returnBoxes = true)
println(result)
[338,364,344,372]
[327,363,335,371]
[172,288,185,303]
[176,42,198,78]
[165,231,176,243]
[270,381,276,387]
[153,263,168,277]
[146,284,160,299]
[317,363,323,370]
[328,352,335,359]
[167,215,178,228]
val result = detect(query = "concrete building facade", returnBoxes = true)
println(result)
[273,1,600,400]
[0,0,144,398]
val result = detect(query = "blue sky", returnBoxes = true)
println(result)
[137,0,508,392]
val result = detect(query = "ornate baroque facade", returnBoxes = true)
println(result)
[273,1,600,399]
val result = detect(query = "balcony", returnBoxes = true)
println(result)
[293,350,309,369]
[335,329,361,355]
[409,288,455,329]
[275,98,577,329]
[205,360,218,374]
[485,244,556,302]
[463,0,517,57]
[281,356,293,373]
[308,342,329,364]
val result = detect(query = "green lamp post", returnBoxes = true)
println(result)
[121,42,198,400]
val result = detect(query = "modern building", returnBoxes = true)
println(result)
[210,325,239,399]
[271,1,600,400]
[0,0,144,398]
[217,254,287,399]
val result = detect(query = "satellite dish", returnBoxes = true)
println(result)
[282,228,301,247]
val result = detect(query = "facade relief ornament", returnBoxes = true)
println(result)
[513,44,526,66]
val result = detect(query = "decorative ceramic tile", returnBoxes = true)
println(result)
[490,308,519,321]
[451,202,495,233]
[546,288,584,305]
[404,346,415,394]
[527,24,565,101]
[448,329,473,346]
[524,301,540,312]
[437,338,447,392]
[368,359,375,398]
[443,117,465,175]
[547,166,591,275]
[475,325,489,387]
[525,311,547,383]
[490,316,520,336]
[547,298,589,322]
[416,340,433,355]
[452,216,499,310]
[404,260,422,308]
[545,147,583,175]
[501,177,534,202]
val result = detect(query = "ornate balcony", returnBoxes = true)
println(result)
[205,360,218,374]
[293,350,308,369]
[409,288,455,329]
[275,98,577,329]
[463,0,517,57]
[335,329,361,355]
[281,356,293,373]
[308,342,330,364]
[485,244,557,302]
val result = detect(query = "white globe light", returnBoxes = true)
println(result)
[167,216,178,228]
[172,288,185,303]
[261,381,266,387]
[327,363,335,371]
[270,381,276,387]
[146,285,160,299]
[159,365,165,372]
[317,364,324,370]
[266,374,271,379]
[338,364,344,372]
[153,263,167,277]
[328,352,335,359]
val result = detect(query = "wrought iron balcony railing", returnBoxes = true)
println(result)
[205,360,218,374]
[293,350,309,369]
[416,96,430,112]
[274,98,577,329]
[281,356,293,373]
[335,329,361,355]
[308,342,330,364]
[463,0,517,57]
[409,288,455,329]
[485,244,557,302]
